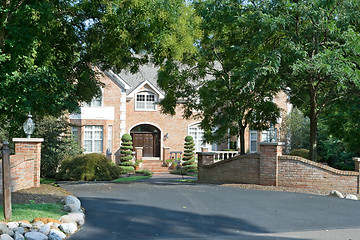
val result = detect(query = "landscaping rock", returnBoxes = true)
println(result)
[49,230,66,239]
[0,224,11,235]
[0,234,13,240]
[7,223,18,229]
[7,231,13,237]
[59,223,77,234]
[47,232,62,240]
[24,232,47,240]
[59,215,76,225]
[18,223,31,229]
[13,228,24,235]
[64,196,81,210]
[32,221,44,230]
[66,212,85,225]
[345,194,358,200]
[329,190,344,198]
[39,223,51,235]
[14,232,24,240]
[63,204,81,213]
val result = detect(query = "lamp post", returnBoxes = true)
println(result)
[269,124,276,142]
[23,114,35,138]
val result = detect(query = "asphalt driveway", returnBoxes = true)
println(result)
[60,175,360,240]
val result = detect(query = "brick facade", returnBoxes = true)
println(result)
[0,138,43,192]
[198,143,360,194]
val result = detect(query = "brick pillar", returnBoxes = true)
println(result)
[162,147,170,166]
[201,147,208,152]
[135,147,143,160]
[353,158,360,194]
[197,152,215,182]
[259,142,283,186]
[12,138,44,188]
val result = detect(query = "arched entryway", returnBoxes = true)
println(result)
[130,124,161,157]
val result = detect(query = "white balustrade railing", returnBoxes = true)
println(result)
[213,151,239,163]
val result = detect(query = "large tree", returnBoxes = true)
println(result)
[158,0,283,154]
[274,0,360,161]
[0,0,199,137]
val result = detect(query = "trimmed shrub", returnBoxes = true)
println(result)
[120,134,134,172]
[182,136,197,172]
[56,153,120,181]
[289,149,310,159]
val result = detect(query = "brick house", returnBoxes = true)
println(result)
[69,65,291,162]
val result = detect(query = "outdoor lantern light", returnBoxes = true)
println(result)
[268,124,276,142]
[23,114,35,138]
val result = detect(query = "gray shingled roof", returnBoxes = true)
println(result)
[117,64,164,94]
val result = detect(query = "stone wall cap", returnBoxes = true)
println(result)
[259,142,284,146]
[353,157,360,162]
[163,147,170,149]
[12,138,44,143]
[135,147,143,149]
[196,152,216,156]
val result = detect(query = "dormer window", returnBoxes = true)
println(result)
[135,91,156,110]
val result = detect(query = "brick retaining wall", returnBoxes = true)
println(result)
[198,143,360,194]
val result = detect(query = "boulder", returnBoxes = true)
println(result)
[48,232,62,240]
[345,194,358,200]
[7,222,18,229]
[66,212,85,226]
[49,229,66,239]
[63,204,81,213]
[7,231,13,237]
[0,224,11,235]
[329,190,344,198]
[14,232,24,240]
[18,222,31,229]
[59,215,76,225]
[0,234,13,240]
[24,232,48,240]
[13,228,24,235]
[59,223,77,234]
[39,223,51,235]
[32,221,44,230]
[64,196,81,211]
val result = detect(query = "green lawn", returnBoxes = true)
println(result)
[112,176,152,182]
[40,178,57,185]
[0,203,65,222]
[170,179,197,183]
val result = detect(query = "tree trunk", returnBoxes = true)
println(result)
[239,125,246,155]
[309,88,318,161]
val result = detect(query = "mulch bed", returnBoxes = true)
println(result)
[0,184,72,205]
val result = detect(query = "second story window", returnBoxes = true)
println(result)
[84,90,103,107]
[135,91,156,110]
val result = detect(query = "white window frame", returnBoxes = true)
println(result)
[135,91,157,111]
[261,128,278,142]
[83,89,104,107]
[107,125,113,154]
[188,123,217,152]
[84,125,103,153]
[250,130,258,153]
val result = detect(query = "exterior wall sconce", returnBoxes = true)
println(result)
[23,114,35,138]
[164,133,169,140]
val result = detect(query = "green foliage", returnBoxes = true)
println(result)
[119,134,134,171]
[158,1,282,154]
[33,116,82,178]
[182,136,197,172]
[119,166,135,174]
[56,153,120,181]
[280,108,310,152]
[136,169,153,177]
[112,176,151,182]
[289,149,310,160]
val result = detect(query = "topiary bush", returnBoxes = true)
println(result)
[289,149,310,160]
[119,134,134,171]
[182,136,197,172]
[56,153,120,181]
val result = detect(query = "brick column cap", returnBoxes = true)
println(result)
[353,157,360,162]
[259,142,284,146]
[13,138,44,143]
[163,147,170,149]
[196,152,216,156]
[135,147,143,149]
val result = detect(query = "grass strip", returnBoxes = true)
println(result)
[112,176,152,182]
[169,179,197,183]
[0,203,65,222]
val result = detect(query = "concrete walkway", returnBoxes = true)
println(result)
[60,175,360,240]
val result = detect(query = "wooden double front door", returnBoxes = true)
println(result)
[132,133,160,157]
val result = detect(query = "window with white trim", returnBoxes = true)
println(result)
[84,126,103,153]
[107,125,113,153]
[250,130,258,153]
[188,124,218,152]
[71,127,79,139]
[261,129,278,142]
[135,91,156,110]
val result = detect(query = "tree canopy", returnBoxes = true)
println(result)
[158,0,283,154]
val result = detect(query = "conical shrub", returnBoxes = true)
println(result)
[182,136,197,172]
[120,133,134,172]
